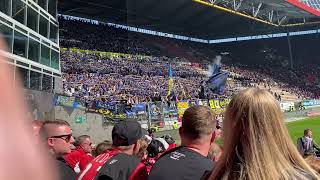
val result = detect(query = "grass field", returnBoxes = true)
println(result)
[287,116,320,145]
[155,116,320,146]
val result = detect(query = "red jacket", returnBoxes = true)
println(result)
[79,153,93,172]
[64,147,93,173]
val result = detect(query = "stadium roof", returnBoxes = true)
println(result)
[58,0,320,39]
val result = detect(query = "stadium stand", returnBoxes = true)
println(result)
[60,18,320,105]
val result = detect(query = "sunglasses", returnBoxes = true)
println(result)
[50,134,73,142]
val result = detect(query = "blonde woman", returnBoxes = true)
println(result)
[209,88,319,180]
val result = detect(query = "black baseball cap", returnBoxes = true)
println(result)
[112,120,143,146]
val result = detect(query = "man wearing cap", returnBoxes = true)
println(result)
[78,120,148,180]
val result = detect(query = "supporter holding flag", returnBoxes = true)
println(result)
[167,64,176,100]
[78,120,148,180]
[149,106,216,180]
[64,135,93,173]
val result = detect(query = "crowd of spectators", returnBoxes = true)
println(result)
[61,51,208,104]
[61,49,320,105]
[60,18,320,105]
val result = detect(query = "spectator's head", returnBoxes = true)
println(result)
[147,138,169,158]
[137,138,149,160]
[210,88,318,179]
[75,135,92,153]
[179,105,216,156]
[112,120,143,155]
[40,120,75,158]
[304,129,312,138]
[93,141,112,157]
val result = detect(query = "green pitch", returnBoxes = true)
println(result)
[155,116,320,146]
[287,116,320,145]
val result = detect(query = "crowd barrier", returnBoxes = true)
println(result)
[53,94,320,130]
[53,94,231,126]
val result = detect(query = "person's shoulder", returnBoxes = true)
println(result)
[97,154,145,179]
[99,153,141,172]
[56,159,77,180]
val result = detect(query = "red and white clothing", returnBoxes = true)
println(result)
[78,148,148,180]
[64,147,93,173]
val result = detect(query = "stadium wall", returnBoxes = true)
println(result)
[54,106,113,143]
[24,89,55,120]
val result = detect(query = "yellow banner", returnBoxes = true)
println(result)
[60,48,152,59]
[177,101,189,118]
[177,101,189,109]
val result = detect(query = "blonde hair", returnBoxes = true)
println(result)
[209,88,318,180]
[137,139,148,160]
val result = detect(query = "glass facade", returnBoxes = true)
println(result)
[0,0,60,93]
[0,0,11,16]
[16,66,29,88]
[51,50,59,69]
[0,22,13,52]
[49,22,58,43]
[28,37,40,62]
[38,0,47,11]
[48,0,57,18]
[13,30,27,58]
[41,44,50,66]
[27,6,38,32]
[39,15,48,37]
[12,0,25,25]
[30,70,41,90]
[42,74,52,91]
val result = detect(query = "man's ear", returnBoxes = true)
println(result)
[47,138,54,147]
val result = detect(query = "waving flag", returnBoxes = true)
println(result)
[206,56,229,95]
[167,65,174,96]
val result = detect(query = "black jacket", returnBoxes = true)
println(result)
[94,153,148,180]
[56,158,77,180]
